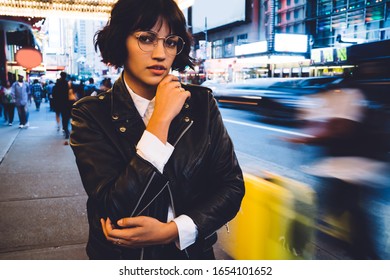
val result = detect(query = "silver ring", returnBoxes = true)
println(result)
[115,238,121,245]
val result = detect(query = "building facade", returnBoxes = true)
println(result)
[189,0,390,81]
[42,17,109,81]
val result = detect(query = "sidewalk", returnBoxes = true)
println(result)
[0,102,88,259]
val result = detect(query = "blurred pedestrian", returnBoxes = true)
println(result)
[286,80,390,259]
[96,77,112,95]
[76,80,85,100]
[2,81,15,126]
[11,75,30,128]
[0,81,4,123]
[30,79,43,111]
[45,80,55,111]
[84,78,97,96]
[70,0,244,260]
[52,72,70,138]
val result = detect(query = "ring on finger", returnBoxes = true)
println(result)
[115,238,121,245]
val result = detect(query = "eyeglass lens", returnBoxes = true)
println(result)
[137,31,184,55]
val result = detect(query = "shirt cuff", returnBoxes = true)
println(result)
[136,130,174,173]
[173,215,198,250]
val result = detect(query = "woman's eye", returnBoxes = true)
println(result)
[165,38,178,48]
[139,34,155,44]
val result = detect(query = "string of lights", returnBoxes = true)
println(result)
[0,0,190,19]
[0,0,117,19]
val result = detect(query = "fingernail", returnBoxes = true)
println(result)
[118,219,123,226]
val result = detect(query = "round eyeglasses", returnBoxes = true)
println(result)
[135,31,185,56]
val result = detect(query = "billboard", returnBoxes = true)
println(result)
[191,0,247,33]
[274,34,308,53]
[311,47,347,63]
[274,33,308,53]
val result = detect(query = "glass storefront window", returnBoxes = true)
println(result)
[224,37,234,57]
[212,39,223,59]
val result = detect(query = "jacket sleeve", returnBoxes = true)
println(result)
[70,100,169,224]
[187,94,245,239]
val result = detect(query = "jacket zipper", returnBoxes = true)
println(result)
[172,120,194,147]
[130,172,156,217]
[135,181,169,217]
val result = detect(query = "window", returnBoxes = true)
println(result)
[212,40,223,59]
[237,33,248,45]
[224,37,234,57]
[277,14,282,24]
[293,24,300,33]
[294,9,300,19]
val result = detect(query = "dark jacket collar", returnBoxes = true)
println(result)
[110,73,144,124]
[109,71,194,148]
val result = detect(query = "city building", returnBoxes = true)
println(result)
[187,0,390,81]
[307,0,390,76]
[41,17,109,81]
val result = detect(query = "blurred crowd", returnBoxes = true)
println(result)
[0,73,113,144]
[286,77,390,259]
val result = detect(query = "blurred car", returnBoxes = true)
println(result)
[200,78,228,92]
[213,76,344,124]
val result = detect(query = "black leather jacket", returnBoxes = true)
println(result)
[70,75,244,259]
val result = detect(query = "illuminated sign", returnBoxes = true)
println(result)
[311,47,347,63]
[235,41,268,56]
[274,34,308,53]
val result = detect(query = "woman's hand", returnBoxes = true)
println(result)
[146,74,191,144]
[100,216,179,248]
[154,74,191,123]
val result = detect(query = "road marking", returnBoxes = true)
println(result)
[223,118,314,138]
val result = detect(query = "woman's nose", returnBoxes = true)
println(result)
[151,40,166,59]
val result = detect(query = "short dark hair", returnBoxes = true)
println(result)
[94,0,194,71]
[60,72,67,79]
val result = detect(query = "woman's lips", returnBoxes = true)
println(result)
[147,65,167,75]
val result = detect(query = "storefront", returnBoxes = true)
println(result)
[201,34,311,82]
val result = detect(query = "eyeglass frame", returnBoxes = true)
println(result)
[134,31,185,56]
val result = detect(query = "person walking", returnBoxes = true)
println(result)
[84,77,97,96]
[11,75,29,128]
[30,79,43,111]
[70,0,245,260]
[45,80,55,111]
[2,81,15,126]
[52,72,71,139]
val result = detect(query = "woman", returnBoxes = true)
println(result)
[70,0,244,260]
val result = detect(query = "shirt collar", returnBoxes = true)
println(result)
[124,80,155,119]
